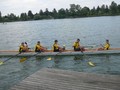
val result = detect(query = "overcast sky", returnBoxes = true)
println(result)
[0,0,120,16]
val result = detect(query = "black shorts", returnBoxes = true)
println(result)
[35,50,41,52]
[19,50,26,53]
[74,48,81,51]
[54,49,59,52]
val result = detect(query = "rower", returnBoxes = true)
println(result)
[35,41,47,52]
[53,40,63,52]
[19,42,27,53]
[97,39,110,50]
[104,39,110,50]
[24,42,30,51]
[73,39,85,52]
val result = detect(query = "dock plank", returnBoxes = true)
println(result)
[10,68,120,90]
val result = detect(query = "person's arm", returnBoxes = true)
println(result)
[73,42,76,47]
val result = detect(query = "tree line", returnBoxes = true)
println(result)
[0,1,120,23]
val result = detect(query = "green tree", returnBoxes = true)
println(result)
[52,8,58,18]
[0,11,2,22]
[105,5,109,14]
[7,13,18,21]
[101,4,106,15]
[65,9,70,17]
[76,4,81,11]
[34,13,40,20]
[20,13,28,21]
[110,1,118,15]
[90,7,96,16]
[28,10,34,19]
[96,6,101,15]
[39,9,44,16]
[2,16,10,22]
[117,4,120,13]
[81,7,90,17]
[51,8,58,18]
[69,4,82,17]
[44,8,52,19]
[58,8,66,18]
[75,5,82,17]
[44,8,49,16]
[39,9,46,19]
[69,4,77,16]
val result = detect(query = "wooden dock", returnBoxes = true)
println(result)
[10,68,120,90]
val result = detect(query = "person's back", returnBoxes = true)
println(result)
[35,41,47,52]
[53,40,59,52]
[52,40,64,52]
[73,41,80,51]
[19,42,26,53]
[73,39,85,52]
[104,40,110,50]
[35,41,41,52]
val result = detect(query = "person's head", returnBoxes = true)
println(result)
[77,39,80,42]
[25,42,27,44]
[21,42,24,46]
[37,41,40,44]
[106,39,109,43]
[54,40,58,43]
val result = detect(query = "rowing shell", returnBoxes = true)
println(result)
[0,48,120,57]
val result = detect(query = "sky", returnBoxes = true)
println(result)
[0,0,120,16]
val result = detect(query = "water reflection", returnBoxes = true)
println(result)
[103,55,120,75]
[104,55,111,73]
[35,56,43,61]
[74,56,83,60]
[73,56,83,64]
[0,54,120,90]
[53,56,63,68]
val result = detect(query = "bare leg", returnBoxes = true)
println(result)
[97,47,104,51]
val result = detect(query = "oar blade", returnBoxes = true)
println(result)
[20,58,27,63]
[47,57,52,60]
[88,61,95,67]
[0,61,4,65]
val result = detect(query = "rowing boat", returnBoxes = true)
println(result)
[0,48,120,57]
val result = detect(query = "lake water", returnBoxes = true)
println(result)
[0,16,120,90]
[0,16,120,50]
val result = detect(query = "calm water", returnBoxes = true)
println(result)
[0,16,120,90]
[0,16,120,50]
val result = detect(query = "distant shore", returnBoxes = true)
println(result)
[0,1,120,23]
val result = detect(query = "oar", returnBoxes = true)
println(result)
[47,52,62,60]
[83,45,97,49]
[100,44,104,48]
[81,50,95,67]
[20,52,41,62]
[0,53,21,65]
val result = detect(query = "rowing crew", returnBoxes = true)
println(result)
[19,39,110,53]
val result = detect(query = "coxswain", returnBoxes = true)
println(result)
[97,39,110,50]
